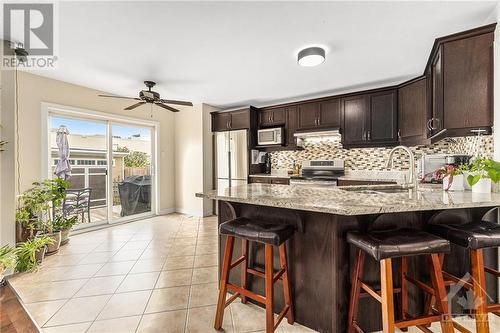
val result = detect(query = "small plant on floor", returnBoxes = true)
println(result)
[15,236,54,272]
[0,245,17,281]
[52,215,78,245]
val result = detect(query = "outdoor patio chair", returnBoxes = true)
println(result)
[63,188,92,224]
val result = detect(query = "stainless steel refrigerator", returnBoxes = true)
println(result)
[215,130,248,190]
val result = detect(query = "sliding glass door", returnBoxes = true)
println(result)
[48,110,157,229]
[111,123,153,220]
[50,115,109,227]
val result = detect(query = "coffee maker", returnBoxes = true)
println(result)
[263,153,272,174]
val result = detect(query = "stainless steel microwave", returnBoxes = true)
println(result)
[257,127,284,145]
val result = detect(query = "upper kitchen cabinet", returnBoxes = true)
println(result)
[286,106,298,147]
[341,89,398,148]
[443,30,494,135]
[368,90,398,144]
[211,106,258,132]
[341,95,368,146]
[297,98,341,130]
[398,76,429,145]
[258,107,286,127]
[427,24,495,141]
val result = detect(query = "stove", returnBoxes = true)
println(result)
[290,159,345,186]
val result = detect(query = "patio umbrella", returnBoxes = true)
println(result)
[54,125,72,180]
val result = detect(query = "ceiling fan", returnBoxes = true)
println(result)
[98,81,193,112]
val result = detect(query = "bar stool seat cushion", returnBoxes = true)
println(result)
[429,221,500,249]
[220,217,295,246]
[347,228,450,261]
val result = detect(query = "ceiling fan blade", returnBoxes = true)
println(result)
[159,99,193,106]
[98,94,140,100]
[155,103,180,112]
[124,102,146,110]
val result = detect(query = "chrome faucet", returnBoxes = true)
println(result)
[386,145,417,191]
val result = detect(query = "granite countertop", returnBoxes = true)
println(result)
[196,183,500,216]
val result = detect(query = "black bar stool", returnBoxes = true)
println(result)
[214,217,295,333]
[347,227,454,333]
[428,208,500,333]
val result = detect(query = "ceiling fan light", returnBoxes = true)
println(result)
[298,47,325,67]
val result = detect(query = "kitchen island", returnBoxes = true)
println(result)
[197,184,500,333]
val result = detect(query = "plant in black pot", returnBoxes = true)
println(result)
[53,215,78,246]
[15,236,54,272]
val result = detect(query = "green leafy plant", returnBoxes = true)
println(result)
[52,215,78,232]
[117,146,150,167]
[16,178,70,234]
[466,158,500,187]
[0,245,17,273]
[15,236,54,272]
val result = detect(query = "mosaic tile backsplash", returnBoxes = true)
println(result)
[271,135,493,171]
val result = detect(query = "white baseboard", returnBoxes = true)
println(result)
[160,207,213,217]
[159,207,176,215]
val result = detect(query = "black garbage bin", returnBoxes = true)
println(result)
[118,175,151,216]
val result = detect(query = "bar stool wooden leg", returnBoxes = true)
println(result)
[429,254,454,333]
[241,239,249,304]
[380,258,395,333]
[471,249,490,333]
[214,236,235,330]
[400,256,408,322]
[265,244,275,333]
[279,243,294,324]
[347,249,365,333]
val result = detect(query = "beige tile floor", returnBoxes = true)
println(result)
[7,213,316,333]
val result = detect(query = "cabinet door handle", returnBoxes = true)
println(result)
[426,119,433,131]
[367,130,371,140]
[397,129,401,140]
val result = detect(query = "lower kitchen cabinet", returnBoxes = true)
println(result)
[249,177,290,185]
[337,179,397,186]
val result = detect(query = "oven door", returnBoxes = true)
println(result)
[258,128,282,145]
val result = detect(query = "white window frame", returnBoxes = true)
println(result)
[41,102,160,228]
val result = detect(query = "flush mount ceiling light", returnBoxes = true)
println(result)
[297,47,325,67]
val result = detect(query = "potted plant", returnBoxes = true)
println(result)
[0,245,17,282]
[438,165,464,191]
[20,178,70,254]
[53,215,78,245]
[466,158,500,193]
[15,236,54,272]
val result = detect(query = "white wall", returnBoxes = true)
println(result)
[485,2,500,160]
[0,41,17,246]
[173,103,216,216]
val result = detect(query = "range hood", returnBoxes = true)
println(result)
[293,129,341,139]
[293,129,341,147]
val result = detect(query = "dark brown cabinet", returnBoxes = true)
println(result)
[341,90,398,148]
[341,95,368,146]
[442,32,493,135]
[259,108,286,127]
[430,46,444,138]
[211,108,255,132]
[368,90,398,144]
[398,77,428,145]
[319,99,341,128]
[297,99,341,130]
[248,177,290,185]
[286,106,298,147]
[297,102,320,130]
[426,26,494,141]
